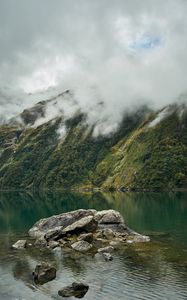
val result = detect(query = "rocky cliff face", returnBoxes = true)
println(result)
[0,92,187,191]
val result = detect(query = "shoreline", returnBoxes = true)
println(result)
[0,187,187,193]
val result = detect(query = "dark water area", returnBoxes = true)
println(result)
[0,191,187,299]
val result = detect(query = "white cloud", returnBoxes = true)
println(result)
[0,0,187,129]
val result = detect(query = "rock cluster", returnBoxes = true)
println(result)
[28,209,150,257]
[11,209,150,298]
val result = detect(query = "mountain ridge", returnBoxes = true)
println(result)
[0,92,187,191]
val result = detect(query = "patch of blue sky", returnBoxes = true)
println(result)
[129,33,162,52]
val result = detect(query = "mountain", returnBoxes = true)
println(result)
[0,91,187,191]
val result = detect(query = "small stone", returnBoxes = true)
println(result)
[127,234,150,243]
[78,233,93,243]
[58,239,68,247]
[34,238,47,248]
[12,240,27,250]
[102,252,113,261]
[109,239,122,248]
[102,228,115,239]
[97,246,114,253]
[93,238,109,248]
[71,241,92,253]
[48,240,59,249]
[52,246,62,253]
[94,230,103,239]
[95,252,113,261]
[58,282,89,298]
[33,262,56,285]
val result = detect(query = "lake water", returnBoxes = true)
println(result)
[0,191,187,300]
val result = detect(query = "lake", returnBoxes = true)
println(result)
[0,191,187,299]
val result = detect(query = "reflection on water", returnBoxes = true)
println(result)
[0,191,187,299]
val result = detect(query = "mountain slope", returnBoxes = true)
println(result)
[0,95,187,191]
[95,106,187,190]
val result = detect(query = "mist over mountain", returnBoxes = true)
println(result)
[1,0,187,128]
[0,92,187,191]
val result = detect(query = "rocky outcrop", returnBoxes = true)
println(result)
[33,262,56,285]
[58,282,89,298]
[28,209,150,255]
[29,209,96,240]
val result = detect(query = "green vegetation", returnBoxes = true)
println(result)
[0,105,186,191]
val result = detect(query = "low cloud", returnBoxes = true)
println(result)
[0,0,187,129]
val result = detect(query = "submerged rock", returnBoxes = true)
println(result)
[95,252,113,261]
[127,234,150,244]
[12,240,27,250]
[97,246,114,253]
[71,241,93,252]
[33,262,56,285]
[102,252,113,261]
[58,282,89,298]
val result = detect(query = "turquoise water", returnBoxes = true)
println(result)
[0,191,187,299]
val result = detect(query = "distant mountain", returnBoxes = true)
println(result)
[0,91,186,191]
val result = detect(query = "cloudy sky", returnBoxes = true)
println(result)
[0,0,187,123]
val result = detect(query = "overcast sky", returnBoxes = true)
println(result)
[0,0,187,123]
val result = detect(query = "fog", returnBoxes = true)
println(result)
[0,0,187,129]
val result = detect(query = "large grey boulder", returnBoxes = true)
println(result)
[62,215,98,234]
[33,262,56,285]
[45,216,97,241]
[58,282,89,298]
[45,226,64,241]
[29,209,96,239]
[94,209,124,225]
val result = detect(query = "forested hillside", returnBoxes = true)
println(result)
[0,96,186,191]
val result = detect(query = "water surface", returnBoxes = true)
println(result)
[0,191,187,299]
